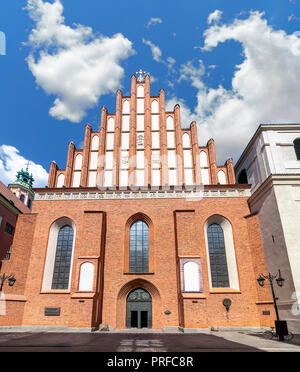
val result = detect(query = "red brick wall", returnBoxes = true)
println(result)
[0,213,37,325]
[0,195,274,329]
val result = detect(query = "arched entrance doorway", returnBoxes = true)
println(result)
[126,288,152,328]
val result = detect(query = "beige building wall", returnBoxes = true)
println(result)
[235,124,300,332]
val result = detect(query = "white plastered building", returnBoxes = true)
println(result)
[235,123,300,332]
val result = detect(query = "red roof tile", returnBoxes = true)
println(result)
[0,181,31,214]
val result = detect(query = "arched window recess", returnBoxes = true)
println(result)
[125,213,153,274]
[41,217,76,292]
[204,215,239,290]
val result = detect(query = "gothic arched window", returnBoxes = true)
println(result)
[207,223,230,288]
[294,138,300,160]
[129,220,149,273]
[51,225,74,289]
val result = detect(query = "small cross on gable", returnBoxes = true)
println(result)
[135,69,148,83]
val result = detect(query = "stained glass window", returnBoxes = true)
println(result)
[51,225,74,290]
[129,220,149,273]
[207,223,229,287]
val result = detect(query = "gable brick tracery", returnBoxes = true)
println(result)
[47,74,235,189]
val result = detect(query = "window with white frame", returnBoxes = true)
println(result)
[129,220,149,273]
[42,217,76,292]
[204,215,239,290]
[51,225,74,290]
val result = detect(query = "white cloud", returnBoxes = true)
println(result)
[25,0,135,123]
[0,145,49,187]
[150,75,158,83]
[166,56,176,73]
[167,56,176,66]
[142,39,176,74]
[167,11,300,162]
[288,13,300,22]
[142,38,162,62]
[207,10,223,25]
[166,96,195,129]
[146,17,163,28]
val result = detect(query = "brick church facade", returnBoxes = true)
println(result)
[0,73,275,331]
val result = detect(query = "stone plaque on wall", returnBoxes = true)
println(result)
[44,307,61,316]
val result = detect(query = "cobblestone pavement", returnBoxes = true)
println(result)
[0,330,299,352]
[0,332,262,352]
[213,331,300,352]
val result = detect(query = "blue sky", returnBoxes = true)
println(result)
[1,0,300,186]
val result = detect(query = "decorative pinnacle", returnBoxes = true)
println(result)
[25,161,31,171]
[135,69,148,83]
